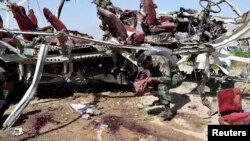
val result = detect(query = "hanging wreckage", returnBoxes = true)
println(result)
[0,0,250,128]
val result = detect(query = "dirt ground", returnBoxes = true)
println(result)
[1,65,250,141]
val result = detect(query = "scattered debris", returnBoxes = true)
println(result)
[239,71,250,80]
[10,128,24,136]
[70,103,101,119]
[81,114,90,119]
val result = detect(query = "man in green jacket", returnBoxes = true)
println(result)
[137,53,184,120]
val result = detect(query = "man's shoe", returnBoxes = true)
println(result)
[161,109,173,120]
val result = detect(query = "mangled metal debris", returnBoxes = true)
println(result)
[0,0,250,128]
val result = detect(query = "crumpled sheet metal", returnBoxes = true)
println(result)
[208,10,250,49]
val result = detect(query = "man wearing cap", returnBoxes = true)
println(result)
[136,53,184,119]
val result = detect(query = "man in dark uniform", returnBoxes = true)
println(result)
[0,71,14,123]
[136,53,184,119]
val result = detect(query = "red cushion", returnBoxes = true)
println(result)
[28,9,38,28]
[43,8,69,34]
[219,112,250,125]
[18,6,27,16]
[124,25,145,44]
[43,8,94,45]
[159,16,174,23]
[10,4,37,41]
[142,0,157,26]
[217,88,242,113]
[98,7,128,41]
[158,22,176,32]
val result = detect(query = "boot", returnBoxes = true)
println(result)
[161,104,173,120]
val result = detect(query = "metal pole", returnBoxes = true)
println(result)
[2,44,49,129]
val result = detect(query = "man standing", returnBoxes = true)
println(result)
[136,53,184,119]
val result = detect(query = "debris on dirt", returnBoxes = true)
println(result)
[10,128,24,136]
[70,103,101,119]
[239,71,250,80]
[81,114,90,119]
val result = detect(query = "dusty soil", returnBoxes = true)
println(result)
[1,65,250,141]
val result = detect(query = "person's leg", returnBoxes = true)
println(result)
[158,84,173,119]
[0,100,9,120]
[150,85,161,106]
[171,72,184,88]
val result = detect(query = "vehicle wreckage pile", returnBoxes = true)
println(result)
[0,0,250,128]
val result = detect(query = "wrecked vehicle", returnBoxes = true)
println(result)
[0,0,250,128]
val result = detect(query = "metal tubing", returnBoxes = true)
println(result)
[2,44,49,129]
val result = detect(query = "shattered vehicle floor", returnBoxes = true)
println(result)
[1,65,250,141]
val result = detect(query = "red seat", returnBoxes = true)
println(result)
[219,112,250,125]
[141,0,176,33]
[43,8,93,45]
[98,7,145,45]
[142,0,157,26]
[124,25,145,45]
[157,22,176,32]
[43,8,69,34]
[28,9,38,28]
[97,7,128,41]
[217,88,250,125]
[10,4,37,41]
[159,16,174,23]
